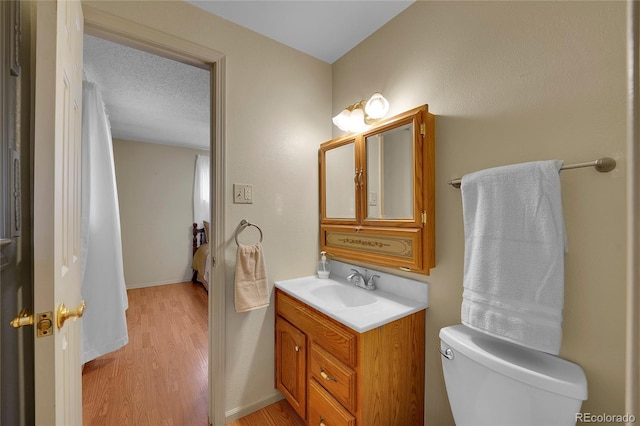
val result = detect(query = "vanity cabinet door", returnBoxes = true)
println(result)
[362,105,428,228]
[320,135,361,225]
[275,317,307,419]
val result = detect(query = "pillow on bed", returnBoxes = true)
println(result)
[203,220,210,243]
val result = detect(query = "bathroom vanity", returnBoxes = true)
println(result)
[274,270,427,425]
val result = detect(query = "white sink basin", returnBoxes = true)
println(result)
[310,284,377,308]
[274,275,427,333]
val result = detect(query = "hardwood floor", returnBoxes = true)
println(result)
[82,281,305,426]
[82,282,209,426]
[226,400,306,426]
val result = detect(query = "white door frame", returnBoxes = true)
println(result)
[82,6,226,425]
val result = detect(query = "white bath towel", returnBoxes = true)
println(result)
[234,243,269,313]
[460,160,567,355]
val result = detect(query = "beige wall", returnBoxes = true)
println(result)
[84,0,331,417]
[333,1,627,424]
[83,1,630,423]
[112,138,208,288]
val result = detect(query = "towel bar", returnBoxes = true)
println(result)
[235,219,263,246]
[448,157,616,188]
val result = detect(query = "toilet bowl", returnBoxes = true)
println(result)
[439,325,587,426]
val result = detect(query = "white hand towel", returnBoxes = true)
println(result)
[234,243,269,313]
[460,160,566,354]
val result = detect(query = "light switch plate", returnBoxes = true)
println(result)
[233,184,253,204]
[368,192,377,206]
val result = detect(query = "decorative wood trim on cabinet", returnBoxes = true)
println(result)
[321,225,423,272]
[275,289,425,426]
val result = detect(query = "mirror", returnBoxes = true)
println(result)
[324,141,356,219]
[365,123,413,220]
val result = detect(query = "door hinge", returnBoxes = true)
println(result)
[421,211,427,225]
[420,123,426,137]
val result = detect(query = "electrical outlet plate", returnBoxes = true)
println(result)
[233,184,253,204]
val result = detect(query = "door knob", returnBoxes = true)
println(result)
[56,301,86,329]
[10,309,33,328]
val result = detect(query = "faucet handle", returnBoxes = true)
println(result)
[366,274,380,288]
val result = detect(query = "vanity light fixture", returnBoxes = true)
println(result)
[332,92,390,132]
[364,92,390,119]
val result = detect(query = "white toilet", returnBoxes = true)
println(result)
[439,325,588,426]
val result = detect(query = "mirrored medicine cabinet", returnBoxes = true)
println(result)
[319,105,435,275]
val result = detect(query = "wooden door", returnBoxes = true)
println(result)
[32,0,85,424]
[275,317,307,419]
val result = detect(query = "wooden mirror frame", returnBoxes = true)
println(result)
[319,105,435,275]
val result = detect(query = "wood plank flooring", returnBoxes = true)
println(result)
[82,282,209,426]
[82,281,305,426]
[226,400,306,426]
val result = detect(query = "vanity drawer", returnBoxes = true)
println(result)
[309,379,356,426]
[276,290,357,366]
[310,343,356,413]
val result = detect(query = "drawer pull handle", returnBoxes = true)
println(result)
[320,367,338,382]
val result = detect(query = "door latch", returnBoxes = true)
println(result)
[10,309,54,337]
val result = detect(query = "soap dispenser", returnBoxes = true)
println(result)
[317,251,330,279]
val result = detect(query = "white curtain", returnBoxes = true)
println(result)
[80,81,129,364]
[194,154,210,225]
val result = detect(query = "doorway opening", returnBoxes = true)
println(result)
[83,6,227,424]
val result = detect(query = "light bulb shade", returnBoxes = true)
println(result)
[364,93,390,119]
[332,108,352,132]
[348,106,366,132]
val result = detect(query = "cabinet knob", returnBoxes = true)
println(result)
[294,345,300,352]
[319,417,326,426]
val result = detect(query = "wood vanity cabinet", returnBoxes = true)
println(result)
[275,315,307,418]
[275,289,425,425]
[319,105,435,275]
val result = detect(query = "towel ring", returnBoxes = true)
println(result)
[235,219,263,246]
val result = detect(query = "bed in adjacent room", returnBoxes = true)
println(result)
[192,221,209,291]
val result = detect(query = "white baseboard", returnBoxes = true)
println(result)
[224,392,284,423]
[125,276,192,290]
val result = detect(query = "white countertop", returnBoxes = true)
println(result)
[275,274,428,333]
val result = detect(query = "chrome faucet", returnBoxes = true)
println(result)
[347,268,379,291]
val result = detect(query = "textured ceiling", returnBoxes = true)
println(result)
[82,1,414,150]
[83,34,210,150]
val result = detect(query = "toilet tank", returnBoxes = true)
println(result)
[439,325,587,426]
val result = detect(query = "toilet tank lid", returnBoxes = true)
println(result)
[439,325,587,400]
